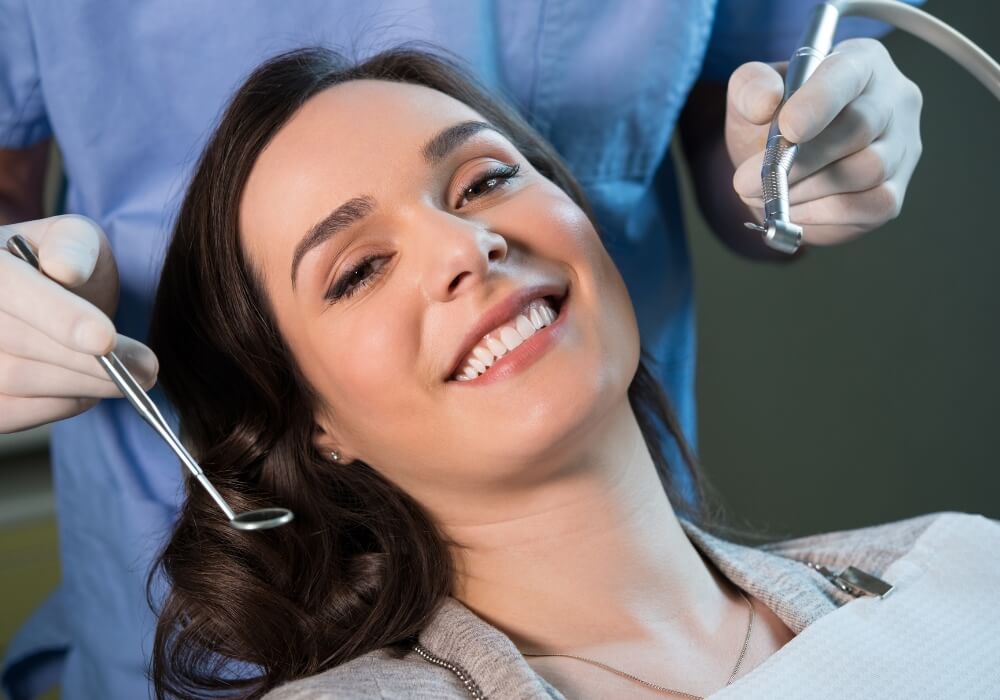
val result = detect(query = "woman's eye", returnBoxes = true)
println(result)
[457,162,520,208]
[325,253,391,303]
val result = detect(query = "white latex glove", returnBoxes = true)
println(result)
[0,215,158,433]
[727,38,924,246]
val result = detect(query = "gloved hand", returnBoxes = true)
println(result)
[726,37,924,246]
[0,215,158,433]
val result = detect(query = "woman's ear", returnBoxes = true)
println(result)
[311,412,353,464]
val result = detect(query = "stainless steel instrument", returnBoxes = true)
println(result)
[5,233,294,531]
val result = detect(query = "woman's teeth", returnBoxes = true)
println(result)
[453,297,558,381]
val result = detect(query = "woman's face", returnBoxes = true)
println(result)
[239,79,639,512]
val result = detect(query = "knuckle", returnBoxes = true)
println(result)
[862,147,889,186]
[834,49,865,80]
[907,79,924,109]
[873,182,903,219]
[840,37,885,58]
[866,38,889,58]
[849,101,883,144]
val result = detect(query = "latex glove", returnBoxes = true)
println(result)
[727,38,924,246]
[0,215,158,433]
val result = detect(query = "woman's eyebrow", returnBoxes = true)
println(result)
[422,120,498,163]
[290,119,501,291]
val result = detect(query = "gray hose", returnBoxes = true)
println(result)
[832,0,1000,100]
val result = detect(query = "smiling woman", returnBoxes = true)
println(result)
[147,47,708,700]
[146,45,1000,700]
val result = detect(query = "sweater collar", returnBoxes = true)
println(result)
[415,518,842,698]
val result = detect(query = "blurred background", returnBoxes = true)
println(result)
[0,0,997,695]
[682,0,999,536]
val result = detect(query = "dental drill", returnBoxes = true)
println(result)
[745,0,1000,254]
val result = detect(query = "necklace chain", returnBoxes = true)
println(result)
[522,589,756,700]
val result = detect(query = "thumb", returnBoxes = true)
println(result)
[728,61,785,126]
[38,215,103,287]
[3,214,103,288]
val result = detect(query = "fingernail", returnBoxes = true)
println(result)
[49,242,97,282]
[123,346,159,378]
[74,318,113,355]
[741,79,780,121]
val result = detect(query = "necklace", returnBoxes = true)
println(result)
[522,588,756,700]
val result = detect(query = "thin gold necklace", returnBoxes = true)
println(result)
[522,588,756,700]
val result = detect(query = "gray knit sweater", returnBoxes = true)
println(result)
[263,511,975,699]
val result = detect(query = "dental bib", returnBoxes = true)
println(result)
[710,513,1000,699]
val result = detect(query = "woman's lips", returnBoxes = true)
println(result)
[448,291,569,387]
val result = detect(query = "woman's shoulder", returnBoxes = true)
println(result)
[758,510,996,576]
[261,646,467,699]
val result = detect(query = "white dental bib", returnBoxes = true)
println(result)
[710,513,1000,699]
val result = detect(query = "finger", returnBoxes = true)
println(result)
[800,222,871,247]
[778,48,875,144]
[0,395,99,434]
[733,148,812,199]
[0,312,159,381]
[780,179,904,228]
[733,96,896,199]
[783,95,894,182]
[729,61,786,126]
[0,247,116,355]
[740,138,907,206]
[0,214,103,288]
[0,357,117,398]
[0,353,157,399]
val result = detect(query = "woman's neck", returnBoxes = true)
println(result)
[441,399,738,658]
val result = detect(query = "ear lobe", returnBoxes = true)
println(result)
[311,416,351,463]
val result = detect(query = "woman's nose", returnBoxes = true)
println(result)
[417,210,508,301]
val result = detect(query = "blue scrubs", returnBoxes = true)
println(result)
[0,1,906,697]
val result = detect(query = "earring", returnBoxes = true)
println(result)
[330,450,341,462]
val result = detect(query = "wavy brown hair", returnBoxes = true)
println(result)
[147,46,719,699]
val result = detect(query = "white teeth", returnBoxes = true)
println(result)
[486,337,507,358]
[452,295,562,381]
[499,326,524,351]
[529,307,544,330]
[515,314,535,338]
[473,346,494,368]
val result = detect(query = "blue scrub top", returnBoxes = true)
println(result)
[0,1,904,697]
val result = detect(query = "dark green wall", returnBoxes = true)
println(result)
[680,0,999,537]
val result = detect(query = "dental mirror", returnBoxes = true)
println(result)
[5,233,295,531]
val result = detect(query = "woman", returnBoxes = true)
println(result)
[147,47,997,700]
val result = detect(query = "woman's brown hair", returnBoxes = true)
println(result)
[147,46,718,699]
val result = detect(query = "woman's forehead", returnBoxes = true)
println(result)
[244,80,488,218]
[276,79,483,162]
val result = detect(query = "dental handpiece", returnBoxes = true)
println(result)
[744,2,841,254]
[746,0,1000,254]
[5,233,294,531]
